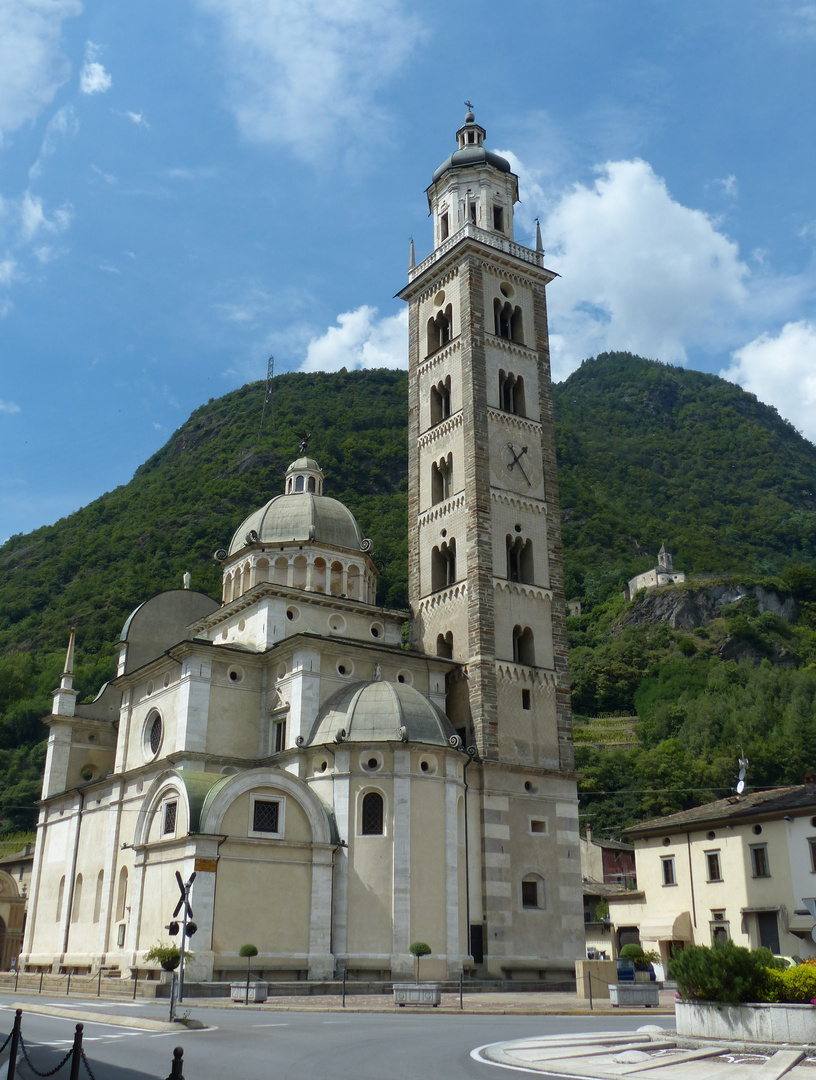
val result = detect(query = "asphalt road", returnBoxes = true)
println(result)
[0,996,672,1080]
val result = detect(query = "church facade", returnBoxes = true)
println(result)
[21,111,583,983]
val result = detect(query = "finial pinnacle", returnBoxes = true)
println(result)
[298,432,311,456]
[464,99,475,122]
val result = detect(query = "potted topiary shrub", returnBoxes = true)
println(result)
[230,944,267,1003]
[393,942,440,1007]
[619,943,658,983]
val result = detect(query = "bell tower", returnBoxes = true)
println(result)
[399,108,573,774]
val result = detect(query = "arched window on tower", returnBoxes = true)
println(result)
[426,306,453,356]
[431,540,457,592]
[494,299,524,345]
[430,376,452,426]
[361,792,384,835]
[307,476,316,492]
[498,370,526,416]
[506,536,534,583]
[512,625,535,666]
[436,631,454,659]
[295,475,305,492]
[116,867,128,922]
[431,454,453,505]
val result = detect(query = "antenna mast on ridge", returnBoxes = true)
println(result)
[257,355,274,442]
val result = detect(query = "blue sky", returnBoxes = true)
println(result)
[2,0,816,541]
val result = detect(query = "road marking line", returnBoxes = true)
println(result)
[253,1023,289,1027]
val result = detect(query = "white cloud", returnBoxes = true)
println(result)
[714,174,738,199]
[721,321,816,443]
[193,0,423,161]
[29,104,79,178]
[19,190,72,242]
[0,399,21,414]
[125,111,148,127]
[0,0,81,138]
[540,159,749,379]
[79,41,111,95]
[300,306,407,372]
[0,258,16,286]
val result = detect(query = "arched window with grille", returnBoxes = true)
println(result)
[436,631,454,659]
[498,370,526,416]
[361,791,384,835]
[429,376,452,426]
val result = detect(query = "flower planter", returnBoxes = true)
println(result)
[392,983,441,1007]
[676,1000,816,1044]
[608,983,659,1007]
[230,981,269,1003]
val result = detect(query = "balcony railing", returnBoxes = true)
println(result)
[409,223,545,282]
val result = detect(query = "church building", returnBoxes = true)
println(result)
[21,110,583,983]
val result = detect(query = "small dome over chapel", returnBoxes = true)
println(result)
[306,681,457,747]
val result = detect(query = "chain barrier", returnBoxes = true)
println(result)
[79,1048,97,1080]
[18,1034,74,1077]
[1,1012,183,1080]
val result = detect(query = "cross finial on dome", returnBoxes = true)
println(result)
[464,100,475,122]
[298,431,311,455]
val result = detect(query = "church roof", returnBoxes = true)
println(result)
[306,680,457,747]
[432,146,512,185]
[228,493,366,556]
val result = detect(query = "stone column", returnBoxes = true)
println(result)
[391,749,412,977]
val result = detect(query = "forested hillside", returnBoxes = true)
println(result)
[2,353,816,834]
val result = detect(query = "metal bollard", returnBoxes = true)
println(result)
[7,1008,22,1080]
[341,968,346,1008]
[133,970,138,1000]
[166,1047,184,1080]
[38,972,43,995]
[13,970,18,994]
[68,1024,83,1080]
[459,971,463,1010]
[66,971,71,997]
[97,968,102,997]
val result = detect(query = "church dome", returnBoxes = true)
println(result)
[306,681,457,747]
[228,493,366,556]
[432,146,512,185]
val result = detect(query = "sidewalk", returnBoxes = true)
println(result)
[182,988,677,1015]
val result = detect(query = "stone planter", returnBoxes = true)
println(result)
[676,1000,816,1043]
[393,983,441,1007]
[230,981,269,1003]
[634,970,652,984]
[609,983,659,1007]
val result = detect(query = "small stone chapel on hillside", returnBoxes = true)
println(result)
[21,110,583,983]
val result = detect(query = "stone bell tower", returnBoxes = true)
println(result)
[398,107,573,775]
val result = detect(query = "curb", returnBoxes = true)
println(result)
[12,1002,207,1032]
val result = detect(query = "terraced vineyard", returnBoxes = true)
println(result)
[572,714,639,750]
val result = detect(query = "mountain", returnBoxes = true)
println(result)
[1,352,815,834]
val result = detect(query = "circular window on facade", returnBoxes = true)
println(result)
[144,712,163,760]
[500,281,514,298]
[328,614,347,635]
[163,674,170,689]
[370,621,384,639]
[418,756,438,775]
[228,666,244,683]
[146,680,154,696]
[434,290,446,306]
[286,606,300,623]
[238,618,246,632]
[337,660,354,677]
[395,669,413,686]
[361,752,383,772]
[277,662,287,680]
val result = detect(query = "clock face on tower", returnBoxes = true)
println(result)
[490,429,542,492]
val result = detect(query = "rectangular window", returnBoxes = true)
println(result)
[710,912,729,944]
[661,856,676,886]
[521,688,531,710]
[530,819,547,834]
[469,201,477,225]
[440,212,449,241]
[117,924,126,947]
[809,838,816,872]
[751,844,770,878]
[273,720,287,753]
[705,850,722,882]
[493,205,504,232]
[163,801,177,836]
[521,880,538,908]
[253,799,280,834]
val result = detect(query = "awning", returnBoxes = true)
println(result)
[638,911,693,942]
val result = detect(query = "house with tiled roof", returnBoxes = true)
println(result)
[606,785,816,978]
